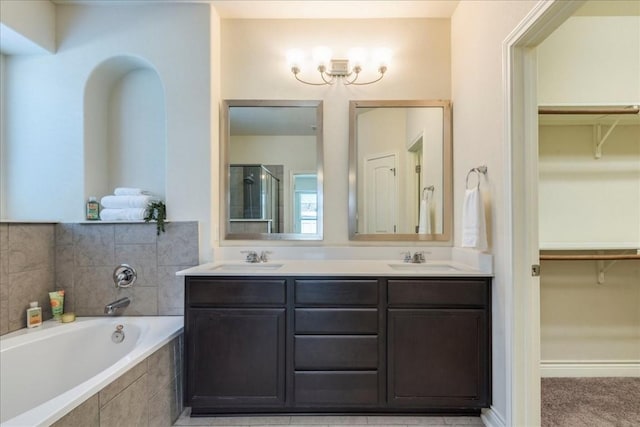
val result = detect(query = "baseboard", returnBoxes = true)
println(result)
[481,406,506,427]
[541,360,640,377]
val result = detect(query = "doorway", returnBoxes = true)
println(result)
[507,0,639,425]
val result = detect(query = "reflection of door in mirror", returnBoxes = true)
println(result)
[363,153,397,233]
[349,100,452,242]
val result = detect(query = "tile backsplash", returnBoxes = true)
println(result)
[0,221,198,336]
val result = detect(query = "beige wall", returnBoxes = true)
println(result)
[540,260,640,362]
[451,0,540,420]
[539,125,640,247]
[219,18,451,245]
[538,16,640,105]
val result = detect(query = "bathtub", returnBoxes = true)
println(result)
[0,316,183,426]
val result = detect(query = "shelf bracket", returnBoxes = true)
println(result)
[595,250,630,285]
[593,118,621,159]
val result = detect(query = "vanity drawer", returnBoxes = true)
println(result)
[388,279,489,307]
[295,280,378,306]
[295,309,378,334]
[295,336,378,369]
[187,278,286,306]
[295,371,378,406]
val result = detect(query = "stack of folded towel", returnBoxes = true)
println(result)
[99,188,155,221]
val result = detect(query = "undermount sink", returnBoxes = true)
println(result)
[211,263,284,271]
[388,262,464,272]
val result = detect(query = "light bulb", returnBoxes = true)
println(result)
[348,47,367,70]
[372,47,392,67]
[312,46,332,68]
[286,48,305,70]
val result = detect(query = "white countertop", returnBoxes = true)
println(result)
[177,259,491,277]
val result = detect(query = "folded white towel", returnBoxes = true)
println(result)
[461,187,487,250]
[99,208,147,221]
[114,187,150,196]
[418,195,432,234]
[101,195,154,209]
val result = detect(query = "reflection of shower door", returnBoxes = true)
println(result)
[365,153,397,233]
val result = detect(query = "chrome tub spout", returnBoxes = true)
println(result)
[104,297,131,315]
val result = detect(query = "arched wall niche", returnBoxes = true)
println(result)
[84,55,166,205]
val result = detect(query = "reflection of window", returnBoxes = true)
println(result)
[293,174,317,234]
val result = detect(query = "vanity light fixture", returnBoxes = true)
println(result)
[286,46,391,86]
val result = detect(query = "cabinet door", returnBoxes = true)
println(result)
[187,308,286,409]
[387,309,489,408]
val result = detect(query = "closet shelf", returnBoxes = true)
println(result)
[539,248,640,284]
[539,104,639,158]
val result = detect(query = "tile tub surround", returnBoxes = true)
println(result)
[52,335,183,427]
[0,223,56,335]
[55,221,198,317]
[1,221,198,336]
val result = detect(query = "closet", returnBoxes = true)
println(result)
[536,5,640,425]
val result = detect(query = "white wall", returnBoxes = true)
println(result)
[1,3,215,261]
[0,0,55,54]
[0,54,5,217]
[220,18,451,245]
[538,16,640,105]
[451,0,540,422]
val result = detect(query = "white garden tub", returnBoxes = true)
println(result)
[0,316,183,426]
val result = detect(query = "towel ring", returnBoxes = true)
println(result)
[465,166,487,190]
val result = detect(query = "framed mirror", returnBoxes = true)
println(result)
[222,100,323,240]
[349,100,452,241]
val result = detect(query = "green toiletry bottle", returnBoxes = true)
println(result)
[86,197,100,220]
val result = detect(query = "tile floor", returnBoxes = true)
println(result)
[173,410,485,427]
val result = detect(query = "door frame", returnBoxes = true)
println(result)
[503,1,585,426]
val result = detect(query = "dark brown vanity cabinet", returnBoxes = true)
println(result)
[185,278,287,414]
[185,275,491,414]
[294,279,381,408]
[387,279,491,409]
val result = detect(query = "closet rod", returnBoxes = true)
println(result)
[540,254,640,261]
[538,106,640,115]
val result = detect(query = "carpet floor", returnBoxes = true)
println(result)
[541,377,640,427]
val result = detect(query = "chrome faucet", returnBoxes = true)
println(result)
[241,250,260,263]
[104,297,130,315]
[412,251,426,263]
[401,251,427,263]
[241,250,273,263]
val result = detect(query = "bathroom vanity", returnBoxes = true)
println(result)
[180,259,492,416]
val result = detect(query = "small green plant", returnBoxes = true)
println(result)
[145,201,167,235]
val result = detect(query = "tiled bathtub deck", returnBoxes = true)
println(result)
[173,411,485,427]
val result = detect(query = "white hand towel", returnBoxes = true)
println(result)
[418,196,432,234]
[99,208,147,221]
[461,187,487,250]
[114,187,151,196]
[101,195,154,209]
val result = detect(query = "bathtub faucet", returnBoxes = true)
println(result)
[104,297,131,315]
